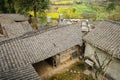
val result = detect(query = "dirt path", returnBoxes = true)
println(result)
[40,59,80,80]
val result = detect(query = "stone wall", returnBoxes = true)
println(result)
[60,46,79,63]
[54,46,80,65]
[84,43,120,80]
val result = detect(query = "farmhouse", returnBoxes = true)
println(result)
[84,20,120,80]
[0,23,82,80]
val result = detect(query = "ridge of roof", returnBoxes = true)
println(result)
[0,14,28,21]
[0,23,82,71]
[104,20,120,25]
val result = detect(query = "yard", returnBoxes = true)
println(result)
[45,61,94,80]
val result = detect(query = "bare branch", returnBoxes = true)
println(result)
[101,56,108,69]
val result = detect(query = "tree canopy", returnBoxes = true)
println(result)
[0,0,50,14]
[0,0,15,13]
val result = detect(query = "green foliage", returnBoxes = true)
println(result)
[48,72,74,80]
[52,1,73,5]
[51,0,81,5]
[55,1,120,21]
[74,3,97,14]
[0,0,15,13]
[0,0,119,22]
[96,13,108,20]
[47,13,59,19]
[89,5,109,20]
[71,61,88,71]
[57,7,83,19]
[38,12,47,24]
[0,0,7,13]
[56,3,99,20]
[0,0,50,14]
[108,5,120,21]
[106,3,115,11]
[46,62,94,80]
[28,11,47,25]
[108,13,120,21]
[16,0,50,13]
[75,2,120,21]
[18,0,50,28]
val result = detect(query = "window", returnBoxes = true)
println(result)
[71,51,78,59]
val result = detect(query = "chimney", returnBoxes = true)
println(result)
[59,14,63,24]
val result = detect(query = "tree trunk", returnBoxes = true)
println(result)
[33,5,38,29]
[33,5,37,22]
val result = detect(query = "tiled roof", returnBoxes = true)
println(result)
[0,15,32,39]
[84,20,120,59]
[0,23,82,80]
[1,21,32,38]
[0,14,28,21]
[0,65,40,80]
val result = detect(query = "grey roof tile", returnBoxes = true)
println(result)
[1,21,32,38]
[0,14,32,40]
[0,23,82,80]
[0,65,40,80]
[84,20,120,59]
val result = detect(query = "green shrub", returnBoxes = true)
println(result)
[47,13,59,19]
[52,1,73,5]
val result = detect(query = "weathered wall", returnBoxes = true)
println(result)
[85,43,120,80]
[54,46,80,64]
[60,46,79,63]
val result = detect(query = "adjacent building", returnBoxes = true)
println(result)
[84,20,120,80]
[0,14,32,40]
